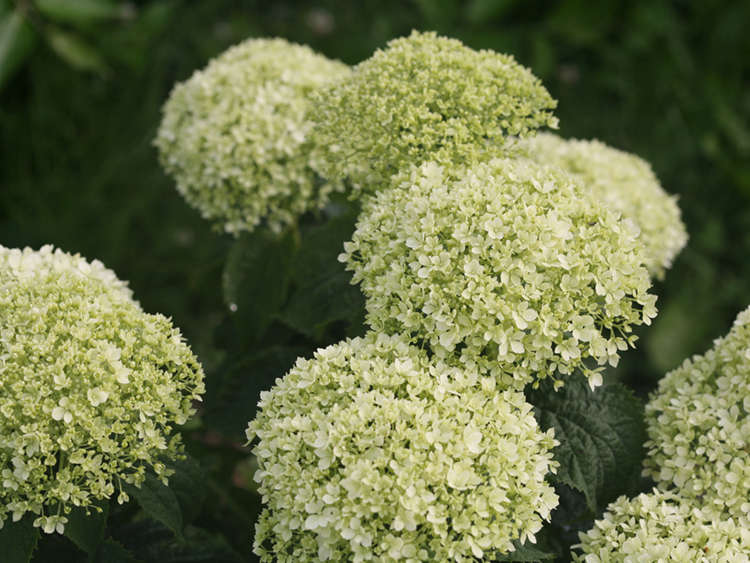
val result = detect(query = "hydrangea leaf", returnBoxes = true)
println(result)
[114,521,243,563]
[163,456,207,528]
[527,377,647,512]
[222,228,296,343]
[0,514,39,563]
[279,210,365,340]
[494,539,555,561]
[125,474,183,540]
[94,539,141,563]
[63,500,109,554]
[204,346,308,440]
[124,457,208,542]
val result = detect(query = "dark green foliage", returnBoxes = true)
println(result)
[495,539,555,561]
[0,514,39,563]
[114,521,244,563]
[124,456,207,541]
[64,501,109,555]
[204,345,309,441]
[528,378,647,512]
[278,205,366,341]
[222,228,297,344]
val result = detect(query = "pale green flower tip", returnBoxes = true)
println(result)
[248,332,559,561]
[572,489,750,562]
[311,30,558,192]
[643,305,750,518]
[342,159,656,389]
[519,133,688,278]
[0,245,206,534]
[155,37,351,235]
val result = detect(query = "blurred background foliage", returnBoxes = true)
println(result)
[1,0,749,560]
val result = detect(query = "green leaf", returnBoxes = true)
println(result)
[0,9,37,89]
[279,211,365,340]
[46,27,107,72]
[495,539,555,561]
[36,0,126,26]
[115,521,243,563]
[222,228,297,344]
[527,377,647,512]
[165,456,207,526]
[95,539,140,563]
[64,500,109,555]
[204,345,307,439]
[125,474,183,540]
[0,514,39,563]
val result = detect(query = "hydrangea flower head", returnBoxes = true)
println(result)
[311,30,558,191]
[573,489,750,562]
[643,306,750,519]
[340,159,656,390]
[155,38,350,234]
[0,245,205,533]
[247,333,559,562]
[520,133,688,278]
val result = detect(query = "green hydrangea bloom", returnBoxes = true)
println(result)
[519,133,688,279]
[340,159,656,390]
[572,489,750,563]
[155,38,350,235]
[311,30,558,192]
[247,333,559,562]
[643,306,750,519]
[0,245,205,534]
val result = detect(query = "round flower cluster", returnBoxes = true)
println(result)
[643,306,750,519]
[573,489,750,562]
[155,38,350,234]
[0,245,205,534]
[247,333,559,562]
[519,133,688,278]
[340,159,657,390]
[311,30,558,191]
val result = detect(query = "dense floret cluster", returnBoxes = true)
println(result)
[247,333,558,562]
[341,159,656,389]
[0,245,205,533]
[573,489,750,563]
[311,30,558,191]
[643,306,750,519]
[519,133,687,278]
[155,38,350,234]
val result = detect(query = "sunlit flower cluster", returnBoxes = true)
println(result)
[0,245,205,534]
[519,133,687,278]
[573,489,750,563]
[341,159,656,389]
[311,30,558,191]
[247,333,558,562]
[643,306,750,519]
[155,38,350,234]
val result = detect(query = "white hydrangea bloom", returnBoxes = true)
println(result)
[311,30,557,192]
[519,133,688,279]
[644,306,750,519]
[340,159,657,390]
[573,489,750,562]
[247,333,559,562]
[155,38,350,234]
[0,245,206,533]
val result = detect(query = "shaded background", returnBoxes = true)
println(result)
[1,0,749,558]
